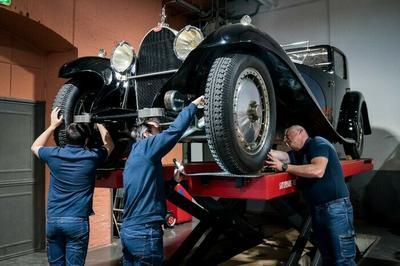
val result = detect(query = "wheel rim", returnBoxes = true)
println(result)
[233,67,270,155]
[73,91,96,117]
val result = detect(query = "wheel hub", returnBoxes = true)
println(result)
[247,101,259,122]
[233,68,269,154]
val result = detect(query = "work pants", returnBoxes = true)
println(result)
[46,217,89,266]
[311,197,356,266]
[121,222,163,266]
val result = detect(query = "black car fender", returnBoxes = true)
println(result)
[337,91,372,137]
[58,56,128,113]
[59,56,112,87]
[157,23,292,98]
[156,23,351,144]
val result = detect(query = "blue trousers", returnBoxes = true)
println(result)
[311,197,356,266]
[121,223,163,266]
[46,217,89,266]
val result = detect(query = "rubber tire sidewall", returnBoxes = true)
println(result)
[205,54,276,174]
[52,80,87,147]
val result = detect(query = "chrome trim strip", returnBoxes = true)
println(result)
[128,69,178,79]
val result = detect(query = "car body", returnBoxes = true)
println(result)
[53,15,371,174]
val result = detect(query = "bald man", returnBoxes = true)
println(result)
[267,125,356,265]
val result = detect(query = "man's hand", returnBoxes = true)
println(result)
[192,95,205,107]
[266,153,284,171]
[269,149,290,162]
[50,107,63,129]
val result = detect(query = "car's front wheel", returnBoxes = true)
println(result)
[52,80,97,147]
[204,54,276,174]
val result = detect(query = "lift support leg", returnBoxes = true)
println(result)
[165,186,264,265]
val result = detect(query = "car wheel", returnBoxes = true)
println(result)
[204,54,276,174]
[344,112,364,159]
[52,80,96,146]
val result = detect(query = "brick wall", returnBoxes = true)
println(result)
[89,188,112,249]
[0,0,189,249]
[0,29,44,101]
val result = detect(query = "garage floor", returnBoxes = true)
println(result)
[1,219,399,266]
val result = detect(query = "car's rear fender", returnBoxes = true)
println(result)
[337,91,372,136]
[361,102,372,134]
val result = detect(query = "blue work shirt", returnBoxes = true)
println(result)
[122,103,197,227]
[289,137,349,206]
[39,145,107,218]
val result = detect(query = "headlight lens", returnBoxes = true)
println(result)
[174,25,204,61]
[111,41,136,73]
[164,90,186,111]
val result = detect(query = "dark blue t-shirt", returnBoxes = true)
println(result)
[289,137,349,206]
[39,145,107,218]
[122,103,197,227]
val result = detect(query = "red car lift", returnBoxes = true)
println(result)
[166,183,193,227]
[96,158,373,265]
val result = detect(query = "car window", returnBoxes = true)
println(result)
[286,47,331,72]
[333,50,346,79]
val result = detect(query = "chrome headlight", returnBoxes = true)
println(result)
[173,25,204,61]
[164,90,185,111]
[111,41,136,73]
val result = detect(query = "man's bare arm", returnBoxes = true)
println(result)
[31,108,63,157]
[96,123,115,157]
[286,157,328,178]
[266,155,328,178]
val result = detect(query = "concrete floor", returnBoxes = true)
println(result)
[1,219,399,266]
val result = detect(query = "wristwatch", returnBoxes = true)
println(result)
[282,162,288,172]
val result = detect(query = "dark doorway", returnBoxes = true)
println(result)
[0,98,45,260]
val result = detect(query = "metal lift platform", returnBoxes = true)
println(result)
[96,158,373,265]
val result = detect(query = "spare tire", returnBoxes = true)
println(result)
[204,54,276,174]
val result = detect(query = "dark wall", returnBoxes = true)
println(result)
[349,138,400,229]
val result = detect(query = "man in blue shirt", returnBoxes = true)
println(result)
[266,125,356,265]
[31,107,114,266]
[121,96,205,265]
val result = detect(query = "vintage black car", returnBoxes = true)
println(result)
[53,14,371,174]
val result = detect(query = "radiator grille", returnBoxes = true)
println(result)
[136,76,173,108]
[136,27,182,108]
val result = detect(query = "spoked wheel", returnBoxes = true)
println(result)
[344,112,364,159]
[52,79,134,168]
[204,54,276,174]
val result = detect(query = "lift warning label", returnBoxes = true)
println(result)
[279,180,295,190]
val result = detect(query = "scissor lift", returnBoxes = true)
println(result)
[96,158,373,265]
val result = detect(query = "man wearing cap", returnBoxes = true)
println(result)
[121,95,205,265]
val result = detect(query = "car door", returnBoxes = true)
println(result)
[331,48,350,128]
